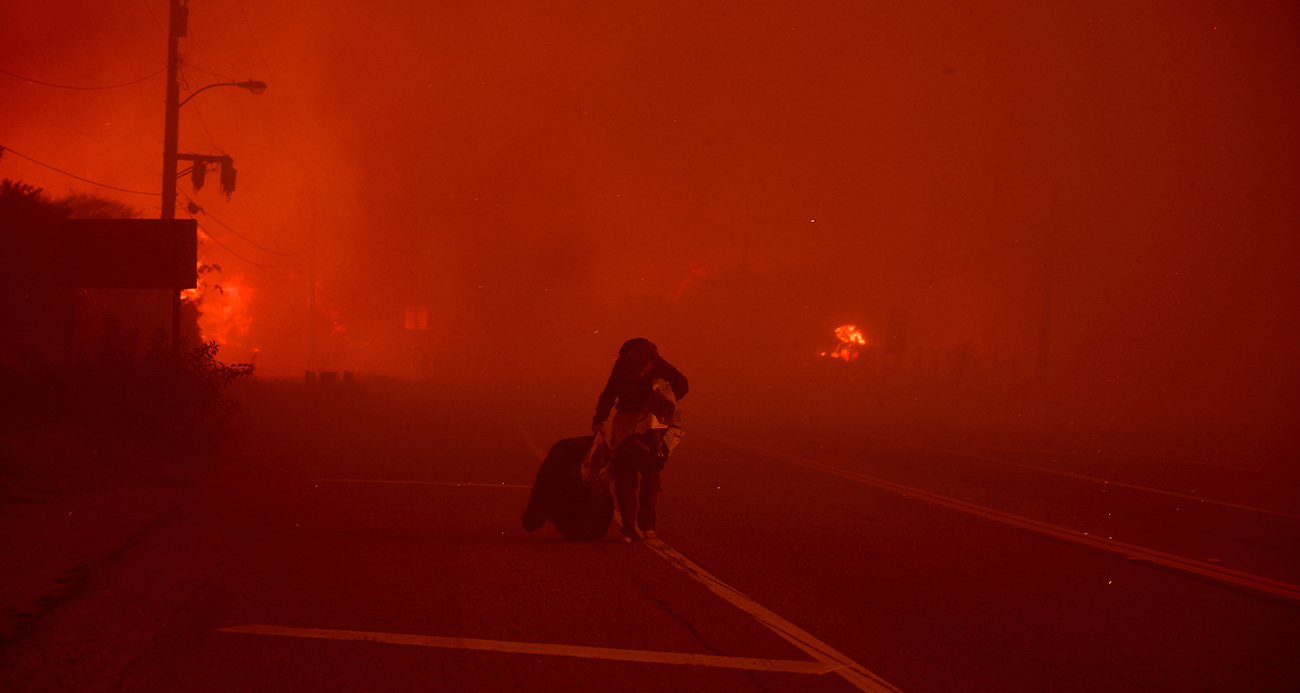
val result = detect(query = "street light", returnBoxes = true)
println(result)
[163,78,267,223]
[178,80,268,108]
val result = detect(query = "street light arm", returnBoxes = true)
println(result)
[178,79,267,108]
[177,82,224,108]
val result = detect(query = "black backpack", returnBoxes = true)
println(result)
[521,435,615,541]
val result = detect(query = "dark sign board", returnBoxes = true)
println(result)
[63,219,198,289]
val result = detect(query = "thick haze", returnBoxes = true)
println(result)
[3,1,1297,435]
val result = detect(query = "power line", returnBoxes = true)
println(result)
[178,65,219,147]
[181,27,237,82]
[0,66,165,90]
[0,144,160,196]
[179,190,300,256]
[204,210,301,256]
[200,226,281,267]
[137,0,165,35]
[234,0,272,72]
[182,207,285,268]
[180,60,237,82]
[191,103,218,146]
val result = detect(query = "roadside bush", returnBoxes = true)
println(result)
[0,317,254,463]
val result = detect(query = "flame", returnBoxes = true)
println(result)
[826,324,867,362]
[835,325,866,345]
[178,236,253,351]
[180,259,204,301]
[198,275,252,346]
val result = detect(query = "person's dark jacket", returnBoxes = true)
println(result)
[592,338,689,428]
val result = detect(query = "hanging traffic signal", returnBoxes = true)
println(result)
[191,162,207,191]
[219,159,237,200]
[178,154,236,198]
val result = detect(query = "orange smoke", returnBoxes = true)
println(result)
[198,275,252,347]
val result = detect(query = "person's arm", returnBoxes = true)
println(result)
[592,370,621,432]
[658,359,689,400]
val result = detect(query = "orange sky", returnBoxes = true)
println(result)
[3,0,1298,432]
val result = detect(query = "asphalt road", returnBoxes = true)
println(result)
[3,381,1298,691]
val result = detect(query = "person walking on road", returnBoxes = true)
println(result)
[591,338,688,543]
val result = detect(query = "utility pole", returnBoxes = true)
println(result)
[161,0,185,349]
[308,187,317,373]
[1034,193,1059,383]
[158,0,262,354]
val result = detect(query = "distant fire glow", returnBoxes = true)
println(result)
[821,324,866,362]
[199,275,252,346]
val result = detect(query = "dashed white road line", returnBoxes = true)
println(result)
[218,625,839,674]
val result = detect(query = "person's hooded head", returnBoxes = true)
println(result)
[615,338,659,377]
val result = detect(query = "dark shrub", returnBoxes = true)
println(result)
[1,317,254,460]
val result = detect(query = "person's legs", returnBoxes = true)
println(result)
[612,461,640,540]
[613,431,664,541]
[637,466,661,534]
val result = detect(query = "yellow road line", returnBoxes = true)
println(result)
[313,478,530,489]
[715,435,1300,603]
[973,445,1300,481]
[886,438,1300,520]
[217,625,838,674]
[643,538,903,692]
[516,423,549,461]
[515,426,902,691]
